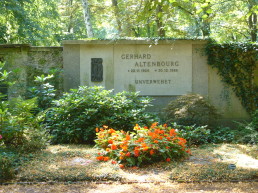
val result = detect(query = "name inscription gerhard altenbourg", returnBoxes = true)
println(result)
[114,45,192,95]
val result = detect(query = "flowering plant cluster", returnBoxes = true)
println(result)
[95,123,190,167]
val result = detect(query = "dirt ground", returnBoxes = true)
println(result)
[0,182,257,193]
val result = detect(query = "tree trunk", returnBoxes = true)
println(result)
[81,0,94,38]
[111,0,122,35]
[156,4,165,37]
[248,0,257,42]
[249,13,257,42]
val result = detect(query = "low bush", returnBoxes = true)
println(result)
[0,152,14,182]
[208,127,236,144]
[0,97,47,151]
[234,110,258,144]
[171,123,210,145]
[27,74,57,111]
[94,123,190,167]
[164,94,220,127]
[44,86,155,144]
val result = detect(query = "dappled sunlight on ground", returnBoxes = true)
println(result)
[213,144,258,169]
[1,182,257,193]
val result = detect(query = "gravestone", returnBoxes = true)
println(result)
[62,39,250,119]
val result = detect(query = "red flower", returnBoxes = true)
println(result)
[166,158,171,162]
[111,144,117,150]
[119,164,125,169]
[108,139,113,144]
[150,149,155,155]
[126,152,131,157]
[111,160,117,164]
[96,156,104,161]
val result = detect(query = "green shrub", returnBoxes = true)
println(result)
[171,123,210,145]
[0,152,15,181]
[164,94,220,127]
[208,127,236,144]
[43,86,155,144]
[234,110,258,144]
[27,74,57,111]
[0,97,47,151]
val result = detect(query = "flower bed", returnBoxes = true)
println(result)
[95,123,190,167]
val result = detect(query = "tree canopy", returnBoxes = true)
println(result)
[0,0,257,46]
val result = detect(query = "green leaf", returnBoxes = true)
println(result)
[196,9,203,14]
[202,14,208,19]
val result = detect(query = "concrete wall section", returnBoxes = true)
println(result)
[80,44,114,90]
[63,44,80,91]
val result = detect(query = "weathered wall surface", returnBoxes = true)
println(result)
[0,44,63,98]
[0,41,253,121]
[63,40,251,121]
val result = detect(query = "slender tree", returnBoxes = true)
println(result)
[81,0,94,38]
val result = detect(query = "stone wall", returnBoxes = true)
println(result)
[0,44,63,98]
[63,40,252,121]
[0,41,255,122]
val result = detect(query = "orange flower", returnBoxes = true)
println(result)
[151,122,158,128]
[119,164,124,169]
[96,156,103,161]
[154,140,159,143]
[111,144,117,150]
[126,152,131,157]
[111,160,117,164]
[126,135,130,141]
[103,156,110,161]
[136,137,145,143]
[150,149,155,155]
[169,129,177,136]
[163,123,168,128]
[121,145,128,152]
[166,146,169,149]
[134,124,140,130]
[134,150,140,157]
[108,128,116,134]
[166,158,171,162]
[108,139,113,144]
[103,125,108,129]
[186,149,191,155]
[95,128,99,132]
[119,156,124,160]
[106,148,111,152]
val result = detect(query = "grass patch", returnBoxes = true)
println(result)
[4,143,257,183]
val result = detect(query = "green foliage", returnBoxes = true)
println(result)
[95,124,190,167]
[0,0,61,45]
[164,93,220,127]
[0,62,47,151]
[205,41,258,114]
[208,127,236,144]
[234,110,258,144]
[43,86,155,144]
[172,123,211,146]
[27,74,57,110]
[0,152,15,181]
[0,97,47,151]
